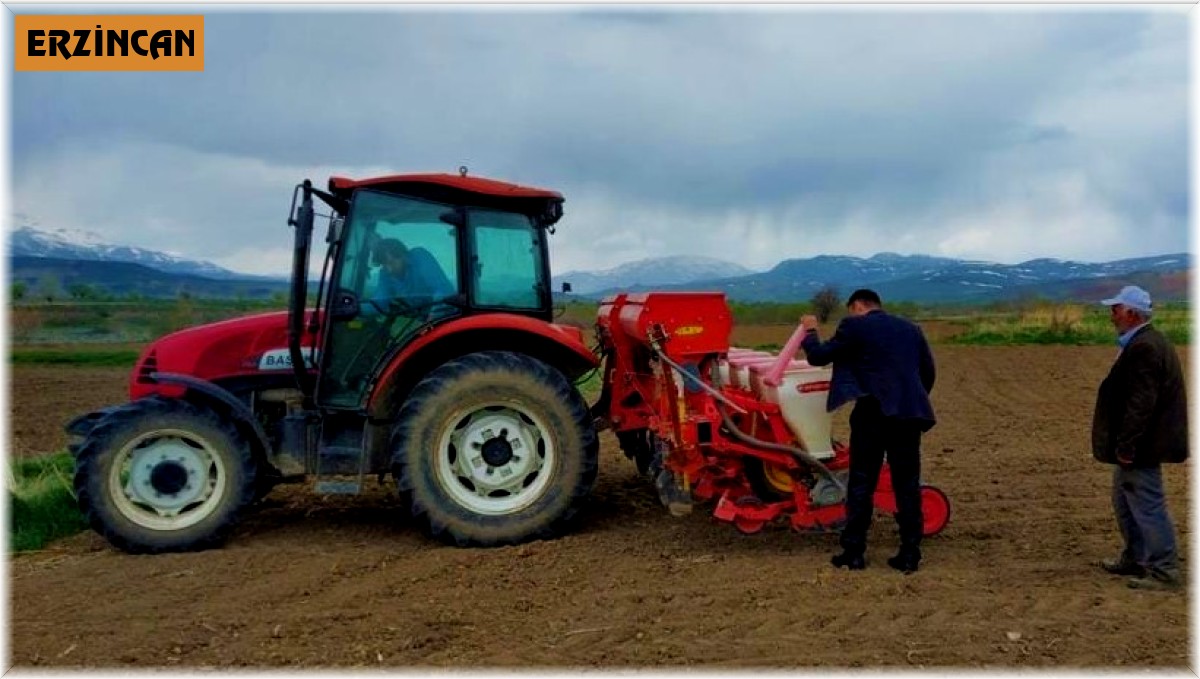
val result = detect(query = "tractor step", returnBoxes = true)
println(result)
[313,443,366,495]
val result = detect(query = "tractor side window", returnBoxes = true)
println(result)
[470,210,543,310]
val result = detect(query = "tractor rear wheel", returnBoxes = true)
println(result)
[392,351,599,547]
[73,396,258,553]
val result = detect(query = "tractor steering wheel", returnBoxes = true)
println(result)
[334,295,458,389]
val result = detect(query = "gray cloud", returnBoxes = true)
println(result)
[11,7,1189,275]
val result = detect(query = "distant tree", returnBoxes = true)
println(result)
[811,285,841,323]
[68,283,101,301]
[11,281,27,302]
[36,274,62,303]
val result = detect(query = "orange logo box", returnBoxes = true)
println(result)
[15,15,204,71]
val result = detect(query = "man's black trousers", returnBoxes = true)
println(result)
[840,397,925,557]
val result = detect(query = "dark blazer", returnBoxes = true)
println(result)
[1092,324,1188,467]
[801,309,936,430]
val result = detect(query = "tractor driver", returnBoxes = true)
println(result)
[370,238,455,312]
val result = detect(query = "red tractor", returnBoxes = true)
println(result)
[68,172,600,552]
[67,171,950,554]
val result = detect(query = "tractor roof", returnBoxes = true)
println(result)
[329,174,562,201]
[327,173,564,226]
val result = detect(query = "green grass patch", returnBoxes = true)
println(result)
[574,369,604,403]
[948,304,1190,346]
[10,348,141,366]
[9,453,86,552]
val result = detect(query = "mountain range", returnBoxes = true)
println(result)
[552,257,753,296]
[8,224,1190,305]
[566,252,1190,304]
[10,225,261,280]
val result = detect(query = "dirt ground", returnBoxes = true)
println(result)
[8,346,1191,668]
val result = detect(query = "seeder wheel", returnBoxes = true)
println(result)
[920,485,951,537]
[731,496,767,535]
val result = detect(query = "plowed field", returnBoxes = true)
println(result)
[8,345,1190,668]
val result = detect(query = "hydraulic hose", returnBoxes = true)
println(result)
[649,341,747,415]
[716,402,844,492]
[647,337,841,490]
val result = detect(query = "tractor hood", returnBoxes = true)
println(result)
[129,310,321,399]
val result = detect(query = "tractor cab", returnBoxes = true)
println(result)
[295,171,565,409]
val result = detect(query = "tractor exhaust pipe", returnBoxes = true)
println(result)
[287,180,315,403]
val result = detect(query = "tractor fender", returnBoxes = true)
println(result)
[148,372,274,459]
[366,314,598,420]
[65,406,123,455]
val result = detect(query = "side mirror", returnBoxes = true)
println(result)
[561,282,572,294]
[331,290,361,321]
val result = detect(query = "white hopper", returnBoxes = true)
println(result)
[747,359,811,396]
[759,364,836,460]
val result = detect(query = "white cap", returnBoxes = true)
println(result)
[1100,285,1152,314]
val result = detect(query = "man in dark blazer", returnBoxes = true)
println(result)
[1092,285,1187,591]
[800,289,936,573]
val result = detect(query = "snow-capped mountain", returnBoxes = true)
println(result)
[563,252,1191,303]
[10,223,248,280]
[8,217,1190,304]
[553,256,754,295]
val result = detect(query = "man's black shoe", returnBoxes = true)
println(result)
[1099,557,1146,577]
[831,552,866,570]
[887,553,920,574]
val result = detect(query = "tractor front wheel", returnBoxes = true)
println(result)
[73,396,258,553]
[392,351,599,547]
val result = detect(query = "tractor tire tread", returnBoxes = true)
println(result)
[73,396,258,554]
[391,350,598,547]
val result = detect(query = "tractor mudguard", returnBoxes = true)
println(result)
[366,314,598,419]
[147,372,274,457]
[65,407,122,454]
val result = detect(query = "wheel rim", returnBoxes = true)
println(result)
[108,428,227,531]
[434,402,557,516]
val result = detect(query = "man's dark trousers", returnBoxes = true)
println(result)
[842,396,925,558]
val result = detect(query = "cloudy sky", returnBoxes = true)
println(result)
[9,6,1191,276]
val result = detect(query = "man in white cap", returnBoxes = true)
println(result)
[1092,285,1187,590]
